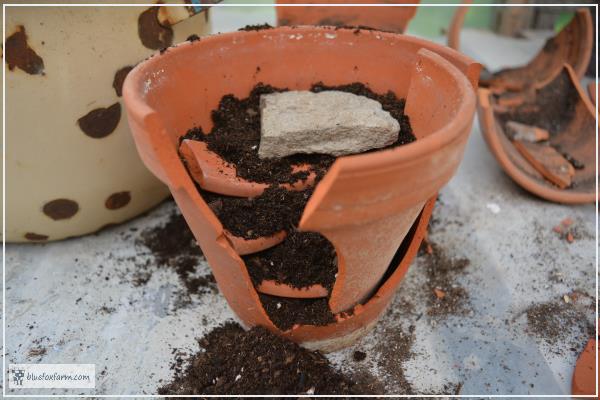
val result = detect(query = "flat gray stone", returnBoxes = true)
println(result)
[258,90,400,159]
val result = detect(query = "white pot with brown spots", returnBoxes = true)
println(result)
[3,1,212,242]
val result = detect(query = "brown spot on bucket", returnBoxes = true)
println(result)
[138,6,173,50]
[5,25,45,75]
[105,191,131,210]
[113,66,134,97]
[24,232,49,241]
[77,103,121,138]
[43,199,79,220]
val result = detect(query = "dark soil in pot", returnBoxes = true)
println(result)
[181,81,415,185]
[244,229,337,292]
[200,187,312,239]
[259,293,336,331]
[158,321,380,395]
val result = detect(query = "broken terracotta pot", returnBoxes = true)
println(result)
[123,26,479,350]
[276,0,419,33]
[479,9,593,93]
[572,334,597,397]
[478,64,597,204]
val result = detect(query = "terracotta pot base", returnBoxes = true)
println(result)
[478,64,597,204]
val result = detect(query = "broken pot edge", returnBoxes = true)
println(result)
[477,63,597,204]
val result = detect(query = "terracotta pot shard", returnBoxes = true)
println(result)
[123,26,478,350]
[179,139,315,197]
[477,64,597,203]
[257,280,329,299]
[479,9,593,92]
[571,334,597,396]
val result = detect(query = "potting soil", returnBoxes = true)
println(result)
[158,321,380,395]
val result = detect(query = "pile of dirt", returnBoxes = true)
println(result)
[137,211,216,297]
[419,240,470,317]
[244,230,337,291]
[200,187,312,239]
[158,322,380,395]
[524,299,594,352]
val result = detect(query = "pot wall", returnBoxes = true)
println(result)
[4,1,211,242]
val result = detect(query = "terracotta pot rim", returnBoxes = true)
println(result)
[478,64,597,204]
[124,26,477,176]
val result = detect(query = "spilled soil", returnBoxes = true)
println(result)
[136,211,216,300]
[158,322,381,395]
[419,240,471,317]
[524,297,594,355]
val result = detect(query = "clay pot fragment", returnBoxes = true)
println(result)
[123,26,478,350]
[478,64,597,203]
[571,335,597,396]
[479,9,593,93]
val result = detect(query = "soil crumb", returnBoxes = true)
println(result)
[200,187,312,240]
[353,350,367,362]
[137,211,216,298]
[158,322,380,395]
[419,240,470,317]
[375,324,416,394]
[244,229,337,291]
[259,294,335,331]
[238,24,274,32]
[524,299,593,354]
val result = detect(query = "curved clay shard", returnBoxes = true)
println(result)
[224,230,287,256]
[257,280,329,299]
[572,336,597,396]
[5,25,45,75]
[478,64,597,203]
[179,139,315,197]
[480,9,593,92]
